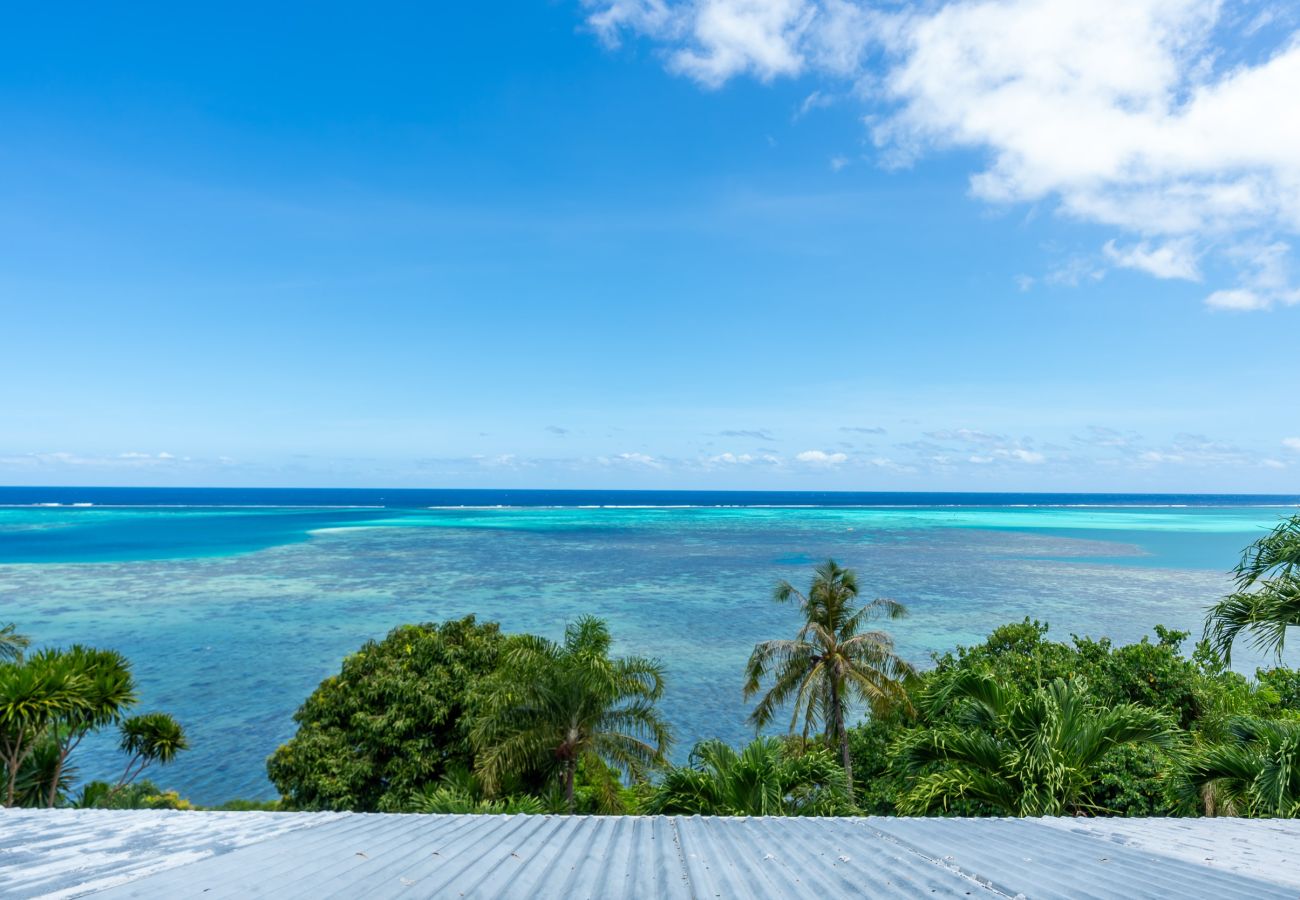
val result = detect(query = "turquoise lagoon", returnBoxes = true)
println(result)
[1,491,1297,803]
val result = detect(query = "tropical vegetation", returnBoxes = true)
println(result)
[11,519,1300,818]
[0,626,188,808]
[645,737,853,816]
[469,615,671,813]
[745,559,914,789]
[1206,514,1300,662]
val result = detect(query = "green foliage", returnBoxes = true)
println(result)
[646,737,855,816]
[470,616,671,813]
[1177,717,1300,817]
[407,784,546,815]
[11,735,78,808]
[0,629,179,809]
[845,714,910,815]
[745,559,914,789]
[0,624,30,664]
[1205,515,1300,663]
[1255,667,1300,710]
[897,673,1179,816]
[207,797,283,811]
[116,712,189,791]
[0,647,86,806]
[75,779,193,810]
[267,616,508,812]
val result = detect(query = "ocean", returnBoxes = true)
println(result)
[2,487,1297,804]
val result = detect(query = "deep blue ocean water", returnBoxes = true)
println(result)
[2,487,1297,803]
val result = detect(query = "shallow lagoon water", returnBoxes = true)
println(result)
[1,494,1297,803]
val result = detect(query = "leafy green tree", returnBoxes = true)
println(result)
[0,651,84,807]
[1178,718,1300,817]
[268,616,509,811]
[470,616,671,813]
[646,737,854,816]
[898,673,1179,816]
[113,712,188,793]
[1206,516,1300,663]
[745,559,914,789]
[11,735,78,808]
[38,646,136,807]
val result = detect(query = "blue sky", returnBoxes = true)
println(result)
[2,0,1299,491]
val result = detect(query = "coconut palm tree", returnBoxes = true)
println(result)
[744,559,914,789]
[898,672,1179,816]
[469,616,671,813]
[645,737,854,816]
[1178,717,1300,817]
[1205,515,1300,663]
[113,712,188,794]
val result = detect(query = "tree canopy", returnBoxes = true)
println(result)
[267,615,508,812]
[470,615,671,813]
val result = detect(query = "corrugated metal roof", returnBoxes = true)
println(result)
[1,810,1296,899]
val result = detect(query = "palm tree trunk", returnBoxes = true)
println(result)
[829,676,853,791]
[564,761,576,814]
[47,750,67,808]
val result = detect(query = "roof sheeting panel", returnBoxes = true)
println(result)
[2,810,1298,899]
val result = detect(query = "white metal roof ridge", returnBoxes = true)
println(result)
[1,811,1296,899]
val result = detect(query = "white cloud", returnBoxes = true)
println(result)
[616,451,663,468]
[796,88,833,118]
[585,0,1300,309]
[795,448,848,465]
[708,451,756,464]
[1103,238,1200,280]
[1008,448,1045,464]
[0,450,194,470]
[1205,287,1269,310]
[1283,437,1300,451]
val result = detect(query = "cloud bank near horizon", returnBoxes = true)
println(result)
[582,0,1300,311]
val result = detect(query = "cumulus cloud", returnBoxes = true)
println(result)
[613,451,663,468]
[1283,437,1300,451]
[795,448,848,465]
[583,0,1300,309]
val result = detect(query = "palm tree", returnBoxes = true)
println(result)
[899,672,1179,816]
[469,616,671,813]
[744,559,914,789]
[0,624,29,663]
[1205,515,1300,663]
[1178,717,1300,817]
[645,737,854,816]
[113,712,188,794]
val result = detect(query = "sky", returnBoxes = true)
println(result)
[2,0,1299,492]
